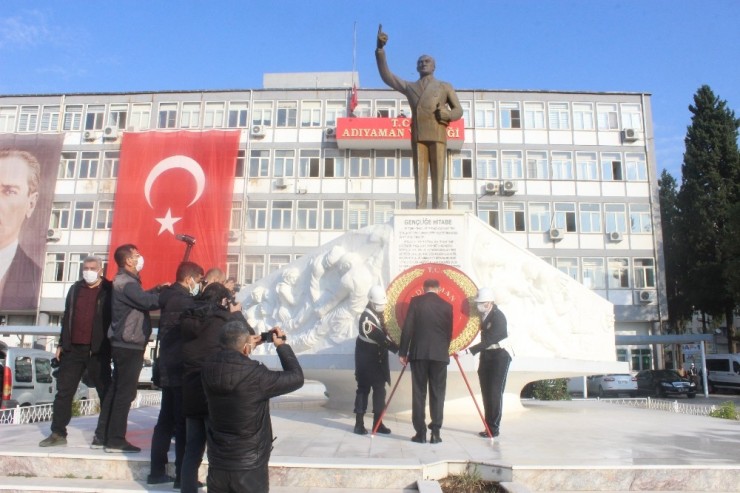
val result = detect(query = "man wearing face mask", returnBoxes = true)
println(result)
[468,287,511,439]
[94,244,167,453]
[39,256,112,447]
[147,261,204,486]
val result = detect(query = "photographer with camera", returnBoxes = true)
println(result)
[202,322,303,493]
[39,256,112,448]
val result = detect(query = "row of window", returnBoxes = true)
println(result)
[0,99,643,133]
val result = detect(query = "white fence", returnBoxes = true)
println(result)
[0,391,161,425]
[600,396,719,417]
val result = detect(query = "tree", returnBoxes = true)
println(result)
[676,85,740,348]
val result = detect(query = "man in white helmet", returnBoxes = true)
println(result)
[352,285,398,435]
[468,287,510,438]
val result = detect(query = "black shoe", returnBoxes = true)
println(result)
[430,431,442,444]
[478,431,490,438]
[39,433,67,447]
[411,433,426,443]
[375,422,391,434]
[147,474,175,485]
[104,441,141,453]
[90,436,105,449]
[353,424,368,435]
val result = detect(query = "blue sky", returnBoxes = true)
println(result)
[1,0,738,179]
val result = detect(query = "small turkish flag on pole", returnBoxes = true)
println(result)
[108,130,240,288]
[349,84,358,114]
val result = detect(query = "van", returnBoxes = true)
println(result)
[1,342,55,408]
[704,353,740,393]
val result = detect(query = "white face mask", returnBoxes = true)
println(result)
[82,270,99,285]
[189,278,200,296]
[372,303,386,313]
[477,303,489,313]
[135,255,144,272]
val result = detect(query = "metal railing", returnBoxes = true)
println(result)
[599,396,718,417]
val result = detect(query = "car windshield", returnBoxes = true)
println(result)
[654,370,680,379]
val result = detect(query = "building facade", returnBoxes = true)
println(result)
[0,72,666,371]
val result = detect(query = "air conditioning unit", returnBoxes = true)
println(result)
[251,124,265,137]
[501,180,518,194]
[549,228,565,241]
[638,290,656,303]
[325,127,337,138]
[46,229,60,241]
[82,130,96,141]
[102,125,118,140]
[622,128,638,142]
[275,177,289,189]
[608,231,623,242]
[484,182,499,194]
[228,230,239,242]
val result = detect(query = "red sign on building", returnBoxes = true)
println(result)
[335,117,464,150]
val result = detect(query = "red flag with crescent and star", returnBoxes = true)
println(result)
[108,130,240,288]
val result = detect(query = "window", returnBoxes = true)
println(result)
[478,203,499,229]
[204,102,225,128]
[226,254,239,281]
[298,149,320,178]
[399,150,412,178]
[252,101,273,126]
[474,101,495,128]
[96,201,114,229]
[554,203,577,232]
[501,151,524,179]
[621,103,642,130]
[597,103,619,130]
[548,102,570,130]
[579,203,602,233]
[503,202,526,232]
[400,101,412,119]
[374,201,395,224]
[524,102,545,129]
[78,152,100,179]
[50,202,71,229]
[230,201,243,230]
[349,150,371,177]
[40,105,60,131]
[130,103,151,130]
[573,103,594,130]
[375,100,397,118]
[276,101,297,127]
[555,257,578,280]
[348,201,370,230]
[274,150,295,178]
[325,100,346,127]
[608,258,629,288]
[58,152,77,179]
[181,102,201,128]
[63,105,83,131]
[67,253,87,282]
[526,151,548,179]
[529,202,551,232]
[476,150,498,179]
[35,357,53,384]
[301,101,322,127]
[323,149,345,178]
[73,201,95,229]
[243,255,265,285]
[353,100,372,118]
[500,102,521,129]
[633,258,656,288]
[271,200,293,229]
[235,149,246,178]
[629,203,652,233]
[44,253,65,282]
[576,152,598,180]
[450,151,473,178]
[108,103,128,129]
[249,150,270,177]
[625,153,647,181]
[0,106,17,132]
[101,151,119,178]
[374,150,396,177]
[604,203,627,233]
[246,200,267,229]
[268,254,290,273]
[18,105,39,132]
[322,200,344,230]
[551,152,573,180]
[582,258,606,289]
[158,103,178,128]
[297,200,318,229]
[84,104,105,130]
[227,101,249,128]
[601,152,623,181]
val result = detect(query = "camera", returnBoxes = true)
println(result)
[260,329,287,343]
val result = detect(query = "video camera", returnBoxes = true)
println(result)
[260,328,287,343]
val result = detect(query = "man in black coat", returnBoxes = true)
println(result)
[399,278,453,444]
[202,321,303,492]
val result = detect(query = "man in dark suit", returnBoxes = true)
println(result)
[399,278,453,444]
[376,25,463,209]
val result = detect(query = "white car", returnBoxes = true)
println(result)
[587,374,637,397]
[137,359,156,389]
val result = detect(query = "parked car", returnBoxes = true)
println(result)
[587,374,637,397]
[635,369,697,398]
[137,359,156,389]
[704,354,740,394]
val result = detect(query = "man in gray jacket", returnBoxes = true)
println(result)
[93,244,165,453]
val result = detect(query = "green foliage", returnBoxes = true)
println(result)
[522,378,571,401]
[439,468,502,493]
[71,399,82,417]
[709,401,738,420]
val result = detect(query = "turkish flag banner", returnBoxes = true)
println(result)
[108,130,240,288]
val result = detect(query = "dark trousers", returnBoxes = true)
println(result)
[94,346,143,446]
[410,359,447,434]
[413,141,446,209]
[181,416,208,493]
[353,380,386,414]
[51,344,111,436]
[207,463,269,493]
[478,349,512,433]
[150,386,185,479]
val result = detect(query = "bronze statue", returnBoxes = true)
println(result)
[375,24,463,209]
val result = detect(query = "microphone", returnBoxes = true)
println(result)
[175,234,196,245]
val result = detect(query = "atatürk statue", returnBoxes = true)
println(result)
[375,25,463,209]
